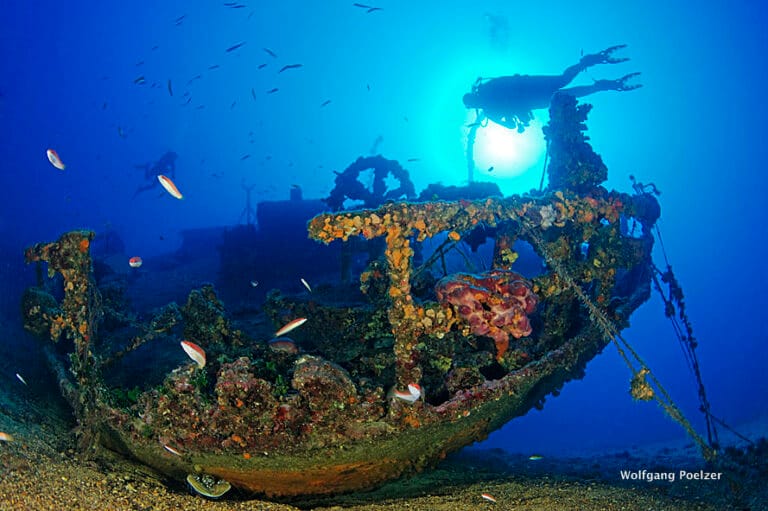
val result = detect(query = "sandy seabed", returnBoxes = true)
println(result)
[0,387,764,510]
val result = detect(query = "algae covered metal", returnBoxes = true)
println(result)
[20,94,662,497]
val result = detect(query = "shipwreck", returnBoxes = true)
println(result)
[20,93,709,499]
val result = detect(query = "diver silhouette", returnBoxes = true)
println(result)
[463,45,641,133]
[132,151,178,198]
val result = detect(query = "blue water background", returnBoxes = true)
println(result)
[0,1,766,456]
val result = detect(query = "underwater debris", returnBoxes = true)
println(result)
[23,230,104,451]
[186,473,231,499]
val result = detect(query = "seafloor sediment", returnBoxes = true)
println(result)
[1,405,762,511]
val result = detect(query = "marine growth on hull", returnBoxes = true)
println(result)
[20,94,661,498]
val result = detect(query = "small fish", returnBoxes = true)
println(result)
[135,60,144,67]
[481,492,497,503]
[151,45,159,51]
[251,88,257,100]
[157,174,183,199]
[167,79,173,96]
[133,75,146,85]
[180,340,206,369]
[163,443,182,456]
[393,383,422,403]
[128,256,143,268]
[268,337,298,354]
[117,126,127,138]
[279,63,303,73]
[275,317,307,337]
[367,6,382,12]
[487,166,494,173]
[240,154,251,160]
[407,158,420,162]
[208,64,220,70]
[101,101,108,110]
[300,278,312,293]
[320,99,331,107]
[46,149,66,170]
[352,2,371,7]
[230,100,237,109]
[225,41,247,53]
[528,454,544,461]
[186,74,202,85]
[266,88,279,94]
[0,432,14,442]
[15,373,27,386]
[257,63,268,69]
[250,280,259,288]
[174,14,186,25]
[262,47,277,58]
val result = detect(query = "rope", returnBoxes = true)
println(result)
[649,256,720,450]
[709,414,755,446]
[629,177,724,450]
[521,221,716,460]
[654,224,671,267]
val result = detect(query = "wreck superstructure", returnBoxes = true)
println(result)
[20,94,669,498]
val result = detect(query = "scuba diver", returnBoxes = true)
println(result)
[132,151,178,198]
[463,45,641,133]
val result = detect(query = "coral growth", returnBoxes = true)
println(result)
[435,270,538,360]
[543,92,608,193]
[182,284,239,347]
